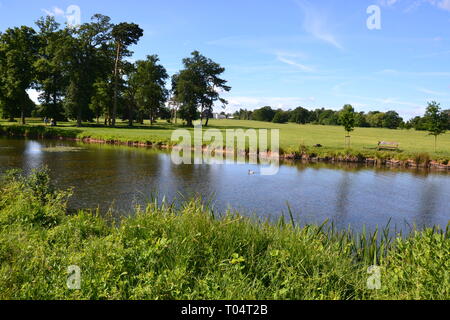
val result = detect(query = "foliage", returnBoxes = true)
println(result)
[63,14,114,127]
[272,110,290,124]
[33,17,68,121]
[131,55,169,125]
[172,51,230,127]
[252,106,276,122]
[111,22,144,126]
[424,101,447,151]
[0,26,39,124]
[339,104,356,135]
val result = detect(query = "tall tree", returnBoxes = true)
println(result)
[183,51,231,126]
[33,16,69,120]
[0,26,38,124]
[424,101,447,152]
[63,14,113,127]
[172,69,202,127]
[130,55,169,125]
[111,22,143,127]
[121,62,138,126]
[172,51,230,127]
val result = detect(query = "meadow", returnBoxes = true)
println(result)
[1,118,450,163]
[0,168,448,300]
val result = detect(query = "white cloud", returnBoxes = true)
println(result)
[42,6,66,17]
[295,0,343,50]
[417,87,448,95]
[378,0,399,7]
[27,89,40,104]
[378,69,450,77]
[276,55,315,73]
[430,0,450,11]
[405,0,450,12]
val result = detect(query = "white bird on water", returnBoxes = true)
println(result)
[248,170,256,175]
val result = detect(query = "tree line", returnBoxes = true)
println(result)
[0,14,230,127]
[233,103,450,131]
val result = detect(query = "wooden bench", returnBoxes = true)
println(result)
[377,141,399,151]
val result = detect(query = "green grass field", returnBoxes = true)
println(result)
[1,169,449,300]
[1,118,450,162]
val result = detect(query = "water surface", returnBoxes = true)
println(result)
[1,137,449,233]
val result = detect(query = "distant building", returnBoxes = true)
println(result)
[213,113,227,120]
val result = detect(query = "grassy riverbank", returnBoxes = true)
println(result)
[0,169,449,300]
[1,119,450,166]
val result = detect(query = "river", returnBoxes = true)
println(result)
[1,137,449,233]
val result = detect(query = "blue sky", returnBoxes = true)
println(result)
[1,0,450,119]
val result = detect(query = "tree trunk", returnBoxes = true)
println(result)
[150,110,156,126]
[205,115,210,127]
[128,105,134,127]
[77,108,82,127]
[173,109,177,124]
[21,107,25,125]
[112,43,121,127]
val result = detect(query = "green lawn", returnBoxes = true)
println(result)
[1,118,450,161]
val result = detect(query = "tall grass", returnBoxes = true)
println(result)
[0,169,449,300]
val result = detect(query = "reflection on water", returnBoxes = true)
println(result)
[0,137,449,233]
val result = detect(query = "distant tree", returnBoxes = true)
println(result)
[272,110,289,123]
[111,22,143,127]
[33,16,68,121]
[172,51,230,127]
[382,111,403,129]
[121,62,138,126]
[339,104,356,147]
[407,116,427,131]
[289,107,310,124]
[366,111,384,128]
[443,109,450,130]
[317,109,339,125]
[63,14,113,127]
[424,101,447,152]
[354,112,369,127]
[172,69,202,127]
[89,79,113,124]
[131,55,169,125]
[252,106,276,122]
[233,108,253,120]
[0,26,38,124]
[180,51,231,127]
[158,105,172,122]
